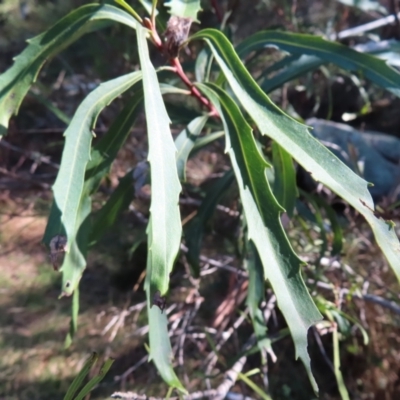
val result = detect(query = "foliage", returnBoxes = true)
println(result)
[63,352,114,400]
[1,0,399,398]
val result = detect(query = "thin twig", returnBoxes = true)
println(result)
[312,326,334,372]
[143,17,219,118]
[0,167,50,189]
[177,294,204,368]
[0,140,59,169]
[334,11,400,39]
[169,57,219,117]
[210,0,223,23]
[111,389,217,399]
[213,336,259,400]
[114,354,149,384]
[204,310,249,390]
[111,390,255,400]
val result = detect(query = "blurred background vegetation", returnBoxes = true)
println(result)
[1,1,400,399]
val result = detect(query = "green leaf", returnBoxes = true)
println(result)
[272,142,298,218]
[114,0,143,23]
[192,28,400,284]
[60,195,91,298]
[138,25,182,299]
[191,130,224,152]
[64,286,80,349]
[316,297,369,345]
[147,303,186,392]
[74,358,115,400]
[185,169,234,276]
[0,4,139,136]
[43,71,142,296]
[84,86,143,196]
[235,31,400,98]
[43,81,143,338]
[164,101,204,125]
[238,372,273,400]
[164,0,202,22]
[313,196,343,256]
[258,41,400,93]
[137,26,184,391]
[85,86,143,247]
[197,82,322,393]
[324,309,350,400]
[195,48,211,82]
[89,170,136,247]
[301,191,328,263]
[160,83,191,95]
[63,352,98,400]
[175,115,208,181]
[261,55,322,94]
[245,242,272,354]
[28,88,71,125]
[138,0,155,15]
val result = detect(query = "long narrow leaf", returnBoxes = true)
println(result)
[137,26,184,391]
[63,352,98,400]
[175,115,208,181]
[272,142,298,218]
[0,4,139,136]
[236,31,400,98]
[84,87,143,194]
[197,82,322,392]
[44,83,143,246]
[325,310,350,400]
[191,130,224,152]
[74,359,115,400]
[246,242,272,354]
[314,196,343,256]
[137,25,182,301]
[191,29,400,283]
[65,286,80,349]
[261,55,322,94]
[89,170,136,247]
[43,71,142,296]
[185,169,234,276]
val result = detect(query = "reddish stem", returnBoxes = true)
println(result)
[145,18,219,118]
[211,0,223,23]
[169,58,219,117]
[144,18,163,51]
